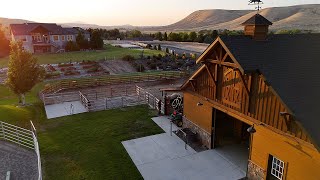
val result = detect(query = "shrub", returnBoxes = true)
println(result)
[149,63,157,70]
[122,55,135,61]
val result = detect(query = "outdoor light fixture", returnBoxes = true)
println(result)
[197,102,203,106]
[247,125,256,134]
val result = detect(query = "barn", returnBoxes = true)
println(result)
[180,13,320,179]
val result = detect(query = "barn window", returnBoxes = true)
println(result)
[268,155,285,180]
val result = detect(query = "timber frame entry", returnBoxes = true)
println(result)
[181,37,312,145]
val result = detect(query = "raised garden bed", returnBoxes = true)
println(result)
[80,60,97,65]
[64,71,80,76]
[58,63,74,67]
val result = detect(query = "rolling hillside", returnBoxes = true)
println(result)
[1,4,319,32]
[142,4,320,32]
[0,17,34,26]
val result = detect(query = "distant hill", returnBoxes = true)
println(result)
[1,4,320,32]
[0,17,35,26]
[140,4,320,32]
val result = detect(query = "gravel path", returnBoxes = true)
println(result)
[0,140,38,180]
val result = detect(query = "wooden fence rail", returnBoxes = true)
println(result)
[40,71,187,96]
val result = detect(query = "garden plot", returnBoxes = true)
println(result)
[44,60,110,80]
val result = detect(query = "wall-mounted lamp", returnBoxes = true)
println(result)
[247,125,256,134]
[197,102,203,106]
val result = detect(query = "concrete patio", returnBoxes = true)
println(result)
[44,101,87,119]
[122,116,247,180]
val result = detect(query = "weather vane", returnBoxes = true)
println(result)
[248,0,263,12]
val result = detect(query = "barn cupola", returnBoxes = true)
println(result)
[241,13,272,41]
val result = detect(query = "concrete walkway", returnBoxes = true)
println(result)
[0,140,38,180]
[45,101,87,119]
[122,116,246,180]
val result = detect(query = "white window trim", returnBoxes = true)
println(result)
[67,35,73,41]
[271,156,285,180]
[61,35,65,41]
[22,36,28,42]
[53,35,60,42]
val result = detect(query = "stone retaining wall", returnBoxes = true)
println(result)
[247,160,265,180]
[182,117,211,149]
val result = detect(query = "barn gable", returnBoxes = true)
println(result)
[181,36,314,146]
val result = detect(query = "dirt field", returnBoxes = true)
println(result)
[100,60,137,74]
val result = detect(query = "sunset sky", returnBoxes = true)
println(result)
[1,0,319,26]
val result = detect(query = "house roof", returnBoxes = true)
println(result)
[219,34,320,147]
[10,23,79,35]
[241,13,273,26]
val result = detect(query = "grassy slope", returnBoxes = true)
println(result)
[0,85,163,179]
[0,45,164,67]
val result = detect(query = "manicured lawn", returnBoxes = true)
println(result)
[0,84,164,179]
[0,45,164,67]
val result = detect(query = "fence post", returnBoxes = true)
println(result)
[105,98,108,110]
[1,121,4,139]
[16,126,20,146]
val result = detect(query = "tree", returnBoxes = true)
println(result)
[203,36,214,44]
[181,33,189,42]
[195,33,205,43]
[157,44,162,51]
[65,41,80,51]
[163,32,168,41]
[155,32,163,41]
[76,32,89,49]
[90,29,104,49]
[165,47,169,54]
[6,42,45,105]
[0,28,10,58]
[189,31,197,42]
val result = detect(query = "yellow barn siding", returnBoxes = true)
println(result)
[251,125,320,180]
[183,92,212,133]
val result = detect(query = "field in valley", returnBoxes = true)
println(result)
[0,45,164,67]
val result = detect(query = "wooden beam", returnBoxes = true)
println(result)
[205,64,217,87]
[189,79,196,91]
[208,59,238,68]
[237,70,250,96]
[221,53,228,62]
[213,50,220,61]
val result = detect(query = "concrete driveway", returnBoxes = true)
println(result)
[122,117,246,180]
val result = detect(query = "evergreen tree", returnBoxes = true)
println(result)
[189,31,197,42]
[157,44,162,51]
[155,32,163,41]
[6,42,45,105]
[90,29,104,49]
[76,32,89,49]
[163,32,168,41]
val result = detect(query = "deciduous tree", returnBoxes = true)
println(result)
[6,42,45,105]
[0,28,10,58]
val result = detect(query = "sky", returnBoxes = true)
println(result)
[1,0,319,26]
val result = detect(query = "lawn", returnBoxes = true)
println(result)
[0,45,164,67]
[0,84,164,179]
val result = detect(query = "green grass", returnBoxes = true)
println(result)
[0,84,164,179]
[0,45,164,67]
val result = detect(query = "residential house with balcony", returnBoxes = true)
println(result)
[9,23,90,53]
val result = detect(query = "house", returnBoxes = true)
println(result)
[9,23,90,53]
[180,13,320,179]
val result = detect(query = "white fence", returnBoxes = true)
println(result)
[0,121,42,180]
[136,86,165,114]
